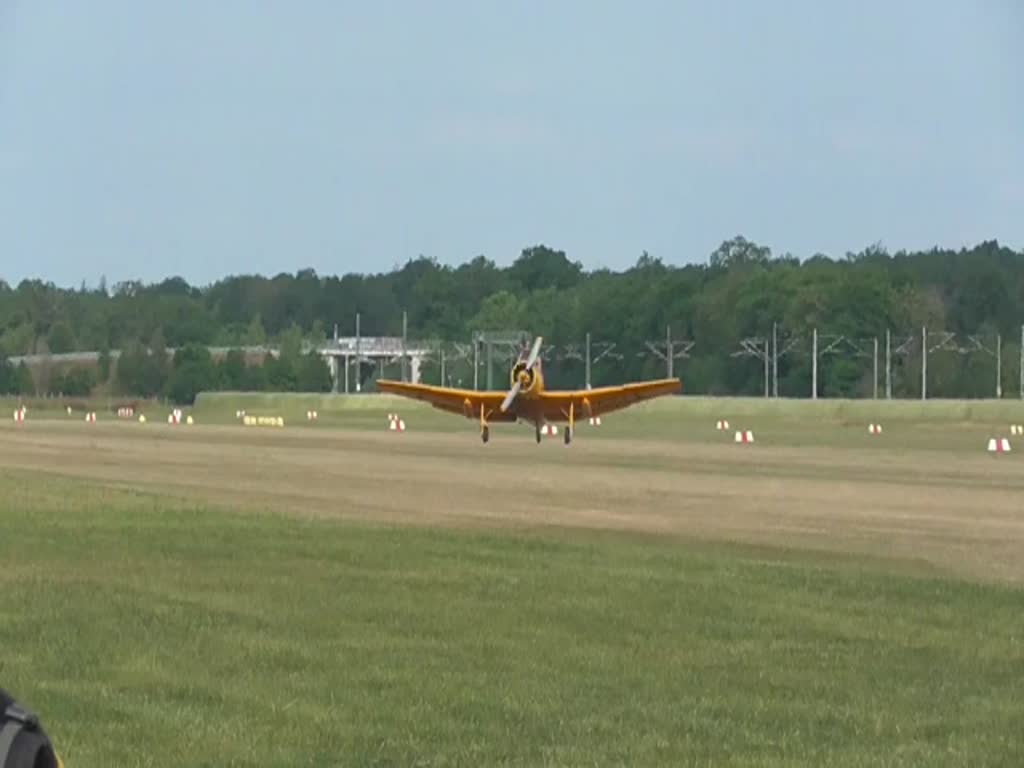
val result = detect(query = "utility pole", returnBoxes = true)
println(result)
[332,323,341,394]
[585,331,592,389]
[921,326,927,401]
[763,339,769,398]
[996,333,1002,398]
[649,331,693,380]
[440,344,446,386]
[473,334,479,390]
[812,327,818,400]
[355,312,361,393]
[666,325,674,379]
[772,322,778,398]
[873,337,879,400]
[399,309,407,385]
[486,339,493,390]
[885,329,892,399]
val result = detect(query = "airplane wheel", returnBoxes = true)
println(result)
[535,425,542,444]
[564,427,571,445]
[481,425,490,444]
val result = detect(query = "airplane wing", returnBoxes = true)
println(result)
[538,378,681,421]
[375,380,518,421]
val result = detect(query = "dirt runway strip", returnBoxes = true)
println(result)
[3,421,1024,583]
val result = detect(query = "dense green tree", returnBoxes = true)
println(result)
[98,344,112,383]
[115,342,149,396]
[296,353,333,393]
[220,349,247,391]
[0,358,15,394]
[709,236,772,269]
[3,238,1024,399]
[241,360,268,391]
[264,354,298,391]
[47,322,76,354]
[469,291,526,332]
[245,314,267,346]
[15,362,34,396]
[53,367,96,396]
[509,246,583,293]
[143,328,170,396]
[165,344,217,405]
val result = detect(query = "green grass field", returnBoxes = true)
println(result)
[3,395,1024,765]
[9,391,1024,443]
[193,390,1024,426]
[188,392,1024,455]
[2,471,1023,766]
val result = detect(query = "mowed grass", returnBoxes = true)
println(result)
[13,391,1024,455]
[191,392,1024,453]
[2,474,1022,766]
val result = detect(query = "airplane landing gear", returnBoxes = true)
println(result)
[535,423,542,444]
[481,425,490,444]
[564,426,572,445]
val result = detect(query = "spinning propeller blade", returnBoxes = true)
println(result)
[500,380,522,412]
[524,336,543,369]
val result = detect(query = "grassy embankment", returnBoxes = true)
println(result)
[2,471,1022,766]
[191,391,1024,449]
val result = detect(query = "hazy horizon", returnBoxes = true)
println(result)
[2,1,1021,287]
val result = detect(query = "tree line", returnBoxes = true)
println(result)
[2,237,1023,401]
[0,335,332,404]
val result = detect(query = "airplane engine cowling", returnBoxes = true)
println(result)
[510,362,538,394]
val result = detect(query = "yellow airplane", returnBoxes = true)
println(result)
[376,336,681,444]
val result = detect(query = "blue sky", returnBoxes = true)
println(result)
[1,1,1021,286]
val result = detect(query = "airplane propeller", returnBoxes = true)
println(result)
[500,336,543,412]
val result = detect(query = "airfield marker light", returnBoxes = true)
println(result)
[987,438,1011,453]
[734,430,754,444]
[868,424,883,435]
[716,419,729,431]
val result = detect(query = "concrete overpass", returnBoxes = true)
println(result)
[317,337,432,392]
